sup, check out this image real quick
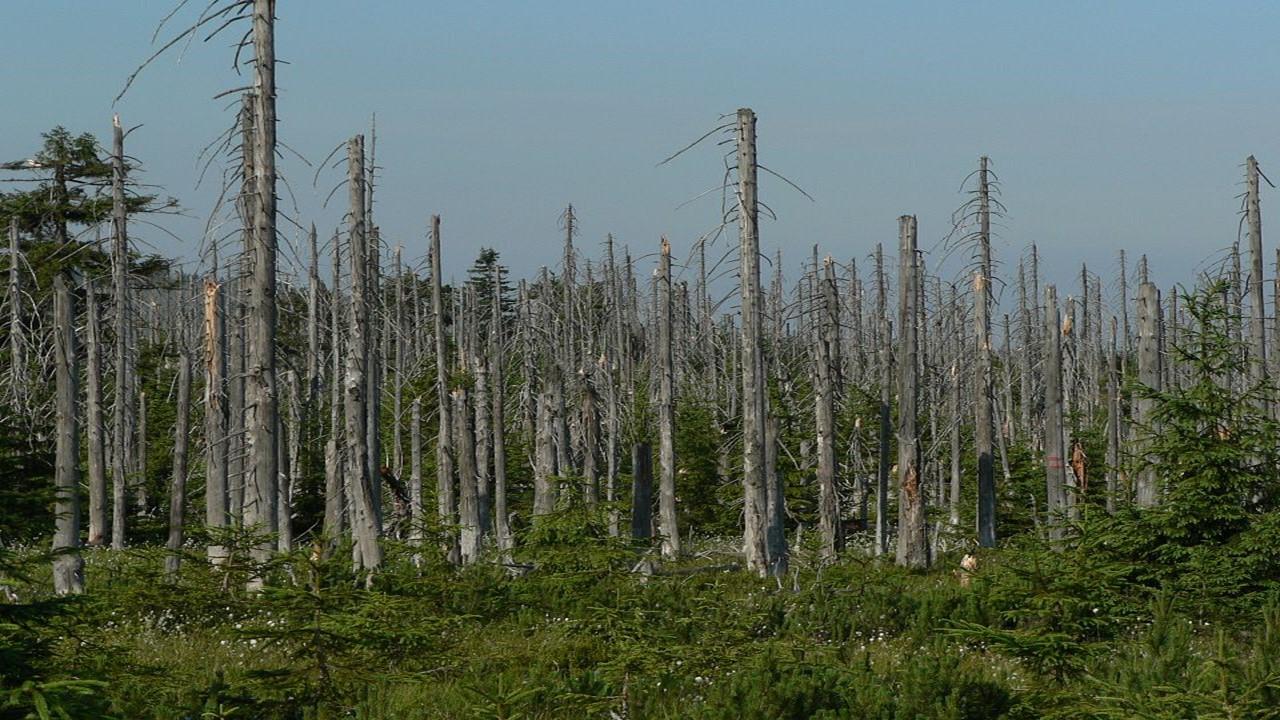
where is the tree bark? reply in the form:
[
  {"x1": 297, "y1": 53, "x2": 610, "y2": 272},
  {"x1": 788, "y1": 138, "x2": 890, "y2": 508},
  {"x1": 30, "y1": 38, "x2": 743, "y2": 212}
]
[
  {"x1": 1134, "y1": 282, "x2": 1161, "y2": 507},
  {"x1": 110, "y1": 116, "x2": 132, "y2": 550},
  {"x1": 431, "y1": 214, "x2": 457, "y2": 560},
  {"x1": 203, "y1": 278, "x2": 229, "y2": 562},
  {"x1": 656, "y1": 237, "x2": 680, "y2": 559},
  {"x1": 974, "y1": 158, "x2": 997, "y2": 548},
  {"x1": 52, "y1": 274, "x2": 84, "y2": 595},
  {"x1": 895, "y1": 216, "x2": 927, "y2": 569},
  {"x1": 85, "y1": 278, "x2": 107, "y2": 546},
  {"x1": 815, "y1": 255, "x2": 841, "y2": 559},
  {"x1": 1043, "y1": 285, "x2": 1067, "y2": 540},
  {"x1": 165, "y1": 348, "x2": 192, "y2": 579}
]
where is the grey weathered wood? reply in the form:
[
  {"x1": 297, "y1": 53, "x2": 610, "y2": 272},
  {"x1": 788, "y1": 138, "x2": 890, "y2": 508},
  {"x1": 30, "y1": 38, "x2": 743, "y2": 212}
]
[
  {"x1": 895, "y1": 216, "x2": 927, "y2": 569},
  {"x1": 815, "y1": 254, "x2": 841, "y2": 559},
  {"x1": 533, "y1": 389, "x2": 557, "y2": 517},
  {"x1": 1043, "y1": 285, "x2": 1067, "y2": 539},
  {"x1": 455, "y1": 384, "x2": 480, "y2": 563},
  {"x1": 656, "y1": 237, "x2": 680, "y2": 559},
  {"x1": 974, "y1": 157, "x2": 996, "y2": 548},
  {"x1": 306, "y1": 224, "x2": 320, "y2": 400},
  {"x1": 409, "y1": 397, "x2": 422, "y2": 543},
  {"x1": 430, "y1": 215, "x2": 457, "y2": 559},
  {"x1": 6, "y1": 218, "x2": 23, "y2": 409},
  {"x1": 490, "y1": 264, "x2": 512, "y2": 553},
  {"x1": 1134, "y1": 282, "x2": 1161, "y2": 507},
  {"x1": 110, "y1": 116, "x2": 132, "y2": 550},
  {"x1": 203, "y1": 278, "x2": 229, "y2": 562},
  {"x1": 85, "y1": 278, "x2": 107, "y2": 546},
  {"x1": 165, "y1": 346, "x2": 192, "y2": 579},
  {"x1": 736, "y1": 108, "x2": 772, "y2": 576},
  {"x1": 323, "y1": 230, "x2": 345, "y2": 547},
  {"x1": 344, "y1": 136, "x2": 383, "y2": 573},
  {"x1": 875, "y1": 245, "x2": 891, "y2": 556},
  {"x1": 243, "y1": 0, "x2": 281, "y2": 580},
  {"x1": 1247, "y1": 156, "x2": 1267, "y2": 387},
  {"x1": 1105, "y1": 317, "x2": 1120, "y2": 513},
  {"x1": 52, "y1": 274, "x2": 84, "y2": 594}
]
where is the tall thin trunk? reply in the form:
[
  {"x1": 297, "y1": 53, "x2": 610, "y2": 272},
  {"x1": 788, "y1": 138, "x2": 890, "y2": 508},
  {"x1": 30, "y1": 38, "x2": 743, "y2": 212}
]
[
  {"x1": 244, "y1": 0, "x2": 280, "y2": 578},
  {"x1": 431, "y1": 215, "x2": 457, "y2": 559},
  {"x1": 490, "y1": 265, "x2": 511, "y2": 553},
  {"x1": 815, "y1": 255, "x2": 841, "y2": 559},
  {"x1": 85, "y1": 278, "x2": 107, "y2": 546},
  {"x1": 306, "y1": 224, "x2": 321, "y2": 400},
  {"x1": 344, "y1": 136, "x2": 382, "y2": 573},
  {"x1": 110, "y1": 116, "x2": 131, "y2": 550},
  {"x1": 7, "y1": 219, "x2": 23, "y2": 409},
  {"x1": 1134, "y1": 282, "x2": 1162, "y2": 507},
  {"x1": 974, "y1": 157, "x2": 996, "y2": 548},
  {"x1": 203, "y1": 278, "x2": 229, "y2": 561},
  {"x1": 165, "y1": 348, "x2": 192, "y2": 579},
  {"x1": 1105, "y1": 317, "x2": 1120, "y2": 514},
  {"x1": 656, "y1": 237, "x2": 680, "y2": 558},
  {"x1": 1043, "y1": 286, "x2": 1067, "y2": 542},
  {"x1": 323, "y1": 231, "x2": 345, "y2": 547},
  {"x1": 1247, "y1": 156, "x2": 1267, "y2": 387},
  {"x1": 737, "y1": 108, "x2": 771, "y2": 576},
  {"x1": 533, "y1": 390, "x2": 557, "y2": 517},
  {"x1": 52, "y1": 274, "x2": 84, "y2": 595},
  {"x1": 895, "y1": 216, "x2": 927, "y2": 569}
]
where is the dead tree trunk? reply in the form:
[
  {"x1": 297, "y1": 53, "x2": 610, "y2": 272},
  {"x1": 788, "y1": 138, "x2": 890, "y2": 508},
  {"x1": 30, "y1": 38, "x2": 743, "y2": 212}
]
[
  {"x1": 203, "y1": 278, "x2": 229, "y2": 562},
  {"x1": 737, "y1": 108, "x2": 772, "y2": 576},
  {"x1": 431, "y1": 214, "x2": 457, "y2": 559},
  {"x1": 656, "y1": 237, "x2": 680, "y2": 559},
  {"x1": 1247, "y1": 156, "x2": 1267, "y2": 388},
  {"x1": 815, "y1": 255, "x2": 841, "y2": 559},
  {"x1": 52, "y1": 274, "x2": 84, "y2": 595},
  {"x1": 1134, "y1": 282, "x2": 1162, "y2": 507},
  {"x1": 85, "y1": 278, "x2": 107, "y2": 546},
  {"x1": 1043, "y1": 285, "x2": 1067, "y2": 540},
  {"x1": 490, "y1": 264, "x2": 512, "y2": 553},
  {"x1": 244, "y1": 0, "x2": 280, "y2": 576},
  {"x1": 534, "y1": 389, "x2": 557, "y2": 517},
  {"x1": 895, "y1": 216, "x2": 927, "y2": 569},
  {"x1": 874, "y1": 243, "x2": 892, "y2": 556},
  {"x1": 323, "y1": 232, "x2": 345, "y2": 547},
  {"x1": 974, "y1": 157, "x2": 997, "y2": 548},
  {"x1": 344, "y1": 136, "x2": 383, "y2": 573},
  {"x1": 1105, "y1": 317, "x2": 1120, "y2": 514},
  {"x1": 110, "y1": 116, "x2": 132, "y2": 550},
  {"x1": 165, "y1": 347, "x2": 192, "y2": 579},
  {"x1": 6, "y1": 218, "x2": 22, "y2": 408}
]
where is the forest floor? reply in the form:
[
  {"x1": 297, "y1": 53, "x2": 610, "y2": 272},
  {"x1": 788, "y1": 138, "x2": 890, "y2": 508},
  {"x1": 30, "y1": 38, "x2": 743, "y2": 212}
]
[{"x1": 5, "y1": 508, "x2": 1279, "y2": 720}]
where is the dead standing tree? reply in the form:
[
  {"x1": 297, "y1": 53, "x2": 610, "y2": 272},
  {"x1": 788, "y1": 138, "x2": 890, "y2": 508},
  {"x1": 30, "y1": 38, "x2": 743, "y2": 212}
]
[
  {"x1": 896, "y1": 216, "x2": 927, "y2": 569},
  {"x1": 52, "y1": 274, "x2": 84, "y2": 595}
]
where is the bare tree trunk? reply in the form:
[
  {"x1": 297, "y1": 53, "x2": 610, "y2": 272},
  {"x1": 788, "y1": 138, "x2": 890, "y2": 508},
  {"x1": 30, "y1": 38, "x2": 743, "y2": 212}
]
[
  {"x1": 323, "y1": 232, "x2": 345, "y2": 547},
  {"x1": 430, "y1": 215, "x2": 457, "y2": 560},
  {"x1": 165, "y1": 348, "x2": 192, "y2": 580},
  {"x1": 409, "y1": 397, "x2": 422, "y2": 545},
  {"x1": 489, "y1": 264, "x2": 512, "y2": 553},
  {"x1": 244, "y1": 0, "x2": 280, "y2": 580},
  {"x1": 1247, "y1": 156, "x2": 1267, "y2": 387},
  {"x1": 1134, "y1": 282, "x2": 1162, "y2": 507},
  {"x1": 307, "y1": 224, "x2": 320, "y2": 400},
  {"x1": 344, "y1": 136, "x2": 383, "y2": 574},
  {"x1": 974, "y1": 158, "x2": 996, "y2": 548},
  {"x1": 656, "y1": 237, "x2": 680, "y2": 559},
  {"x1": 737, "y1": 108, "x2": 771, "y2": 576},
  {"x1": 278, "y1": 370, "x2": 299, "y2": 552},
  {"x1": 1105, "y1": 317, "x2": 1120, "y2": 514},
  {"x1": 136, "y1": 393, "x2": 148, "y2": 512},
  {"x1": 203, "y1": 278, "x2": 229, "y2": 562},
  {"x1": 52, "y1": 274, "x2": 84, "y2": 595},
  {"x1": 815, "y1": 254, "x2": 841, "y2": 559},
  {"x1": 85, "y1": 278, "x2": 107, "y2": 546},
  {"x1": 1043, "y1": 285, "x2": 1067, "y2": 541},
  {"x1": 534, "y1": 389, "x2": 557, "y2": 517},
  {"x1": 895, "y1": 216, "x2": 927, "y2": 569},
  {"x1": 6, "y1": 218, "x2": 22, "y2": 409},
  {"x1": 110, "y1": 116, "x2": 132, "y2": 550},
  {"x1": 455, "y1": 384, "x2": 480, "y2": 563}
]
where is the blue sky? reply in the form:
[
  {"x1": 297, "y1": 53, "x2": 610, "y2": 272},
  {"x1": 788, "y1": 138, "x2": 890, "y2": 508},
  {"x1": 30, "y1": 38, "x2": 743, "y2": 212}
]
[{"x1": 6, "y1": 1, "x2": 1280, "y2": 308}]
